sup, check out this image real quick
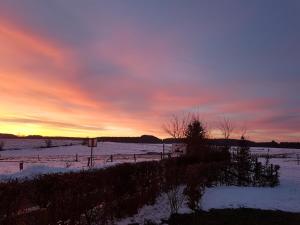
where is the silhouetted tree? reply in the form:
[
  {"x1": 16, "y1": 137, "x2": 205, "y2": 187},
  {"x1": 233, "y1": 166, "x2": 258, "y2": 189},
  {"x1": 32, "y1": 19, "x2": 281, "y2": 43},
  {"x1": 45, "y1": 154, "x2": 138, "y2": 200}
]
[
  {"x1": 219, "y1": 117, "x2": 234, "y2": 139},
  {"x1": 163, "y1": 114, "x2": 191, "y2": 140},
  {"x1": 236, "y1": 136, "x2": 252, "y2": 185},
  {"x1": 185, "y1": 119, "x2": 207, "y2": 155}
]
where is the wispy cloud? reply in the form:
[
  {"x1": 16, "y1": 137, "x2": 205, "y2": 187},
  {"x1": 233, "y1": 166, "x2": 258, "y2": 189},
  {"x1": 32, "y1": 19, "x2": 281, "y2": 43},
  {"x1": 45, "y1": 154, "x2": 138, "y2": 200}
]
[{"x1": 0, "y1": 116, "x2": 105, "y2": 132}]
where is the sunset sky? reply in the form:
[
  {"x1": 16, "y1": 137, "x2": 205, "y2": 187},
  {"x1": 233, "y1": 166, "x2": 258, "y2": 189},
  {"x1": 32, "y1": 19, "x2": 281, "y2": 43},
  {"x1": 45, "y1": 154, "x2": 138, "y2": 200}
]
[{"x1": 0, "y1": 0, "x2": 299, "y2": 141}]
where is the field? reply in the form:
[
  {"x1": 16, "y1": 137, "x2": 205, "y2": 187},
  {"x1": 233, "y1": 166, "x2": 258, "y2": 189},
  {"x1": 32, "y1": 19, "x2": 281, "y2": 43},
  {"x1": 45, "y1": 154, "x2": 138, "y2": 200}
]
[
  {"x1": 0, "y1": 139, "x2": 172, "y2": 180},
  {"x1": 0, "y1": 139, "x2": 300, "y2": 224}
]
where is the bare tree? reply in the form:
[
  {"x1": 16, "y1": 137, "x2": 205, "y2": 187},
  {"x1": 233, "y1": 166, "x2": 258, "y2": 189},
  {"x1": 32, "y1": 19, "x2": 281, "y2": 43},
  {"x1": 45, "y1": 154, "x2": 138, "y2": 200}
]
[
  {"x1": 239, "y1": 123, "x2": 248, "y2": 139},
  {"x1": 219, "y1": 117, "x2": 234, "y2": 140},
  {"x1": 166, "y1": 185, "x2": 185, "y2": 215},
  {"x1": 163, "y1": 114, "x2": 191, "y2": 139}
]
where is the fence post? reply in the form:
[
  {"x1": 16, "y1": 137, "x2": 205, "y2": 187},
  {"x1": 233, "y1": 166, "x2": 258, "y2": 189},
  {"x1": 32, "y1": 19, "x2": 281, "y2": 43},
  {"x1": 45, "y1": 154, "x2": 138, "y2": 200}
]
[
  {"x1": 19, "y1": 161, "x2": 24, "y2": 171},
  {"x1": 75, "y1": 154, "x2": 78, "y2": 162},
  {"x1": 162, "y1": 142, "x2": 165, "y2": 159},
  {"x1": 90, "y1": 146, "x2": 93, "y2": 167},
  {"x1": 110, "y1": 155, "x2": 113, "y2": 162},
  {"x1": 87, "y1": 157, "x2": 90, "y2": 167},
  {"x1": 270, "y1": 164, "x2": 273, "y2": 175}
]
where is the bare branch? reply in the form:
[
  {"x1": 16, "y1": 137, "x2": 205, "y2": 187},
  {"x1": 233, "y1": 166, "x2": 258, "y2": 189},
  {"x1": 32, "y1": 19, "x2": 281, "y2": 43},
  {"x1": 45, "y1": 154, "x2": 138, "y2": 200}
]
[
  {"x1": 239, "y1": 123, "x2": 248, "y2": 139},
  {"x1": 219, "y1": 117, "x2": 234, "y2": 140},
  {"x1": 163, "y1": 114, "x2": 190, "y2": 139}
]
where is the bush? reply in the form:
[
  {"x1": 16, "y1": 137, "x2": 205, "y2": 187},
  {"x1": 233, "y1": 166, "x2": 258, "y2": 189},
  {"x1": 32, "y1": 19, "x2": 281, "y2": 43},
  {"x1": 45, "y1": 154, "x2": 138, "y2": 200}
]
[
  {"x1": 183, "y1": 165, "x2": 206, "y2": 211},
  {"x1": 82, "y1": 138, "x2": 88, "y2": 145},
  {"x1": 228, "y1": 136, "x2": 280, "y2": 187},
  {"x1": 44, "y1": 139, "x2": 52, "y2": 148}
]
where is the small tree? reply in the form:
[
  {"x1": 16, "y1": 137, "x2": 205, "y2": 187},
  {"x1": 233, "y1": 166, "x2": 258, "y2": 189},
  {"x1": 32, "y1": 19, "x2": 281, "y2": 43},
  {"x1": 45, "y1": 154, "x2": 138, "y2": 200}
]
[
  {"x1": 185, "y1": 118, "x2": 207, "y2": 155},
  {"x1": 163, "y1": 163, "x2": 186, "y2": 215},
  {"x1": 219, "y1": 117, "x2": 234, "y2": 140},
  {"x1": 184, "y1": 165, "x2": 206, "y2": 212},
  {"x1": 163, "y1": 114, "x2": 191, "y2": 140},
  {"x1": 184, "y1": 183, "x2": 205, "y2": 212},
  {"x1": 236, "y1": 136, "x2": 252, "y2": 185},
  {"x1": 219, "y1": 117, "x2": 235, "y2": 152}
]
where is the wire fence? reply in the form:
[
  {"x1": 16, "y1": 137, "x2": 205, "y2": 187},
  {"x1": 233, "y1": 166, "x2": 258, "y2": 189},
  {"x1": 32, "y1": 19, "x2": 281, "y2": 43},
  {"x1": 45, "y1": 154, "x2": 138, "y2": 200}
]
[{"x1": 0, "y1": 151, "x2": 173, "y2": 173}]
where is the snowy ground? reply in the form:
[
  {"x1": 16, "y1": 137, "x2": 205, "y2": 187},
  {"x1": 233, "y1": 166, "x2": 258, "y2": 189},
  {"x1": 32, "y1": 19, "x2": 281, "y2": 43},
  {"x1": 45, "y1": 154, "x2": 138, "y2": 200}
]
[
  {"x1": 0, "y1": 138, "x2": 82, "y2": 150},
  {"x1": 201, "y1": 157, "x2": 300, "y2": 212},
  {"x1": 1, "y1": 141, "x2": 300, "y2": 223},
  {"x1": 0, "y1": 140, "x2": 171, "y2": 180},
  {"x1": 117, "y1": 147, "x2": 300, "y2": 224}
]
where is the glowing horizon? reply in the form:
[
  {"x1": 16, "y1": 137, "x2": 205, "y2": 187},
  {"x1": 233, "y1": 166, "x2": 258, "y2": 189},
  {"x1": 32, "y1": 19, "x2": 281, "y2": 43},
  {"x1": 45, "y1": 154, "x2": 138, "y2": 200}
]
[{"x1": 0, "y1": 1, "x2": 299, "y2": 142}]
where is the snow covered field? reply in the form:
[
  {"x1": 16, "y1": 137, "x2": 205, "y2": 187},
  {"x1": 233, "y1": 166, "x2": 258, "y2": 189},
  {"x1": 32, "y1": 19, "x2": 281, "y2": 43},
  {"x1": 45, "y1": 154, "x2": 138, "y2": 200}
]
[
  {"x1": 0, "y1": 140, "x2": 171, "y2": 180},
  {"x1": 0, "y1": 138, "x2": 82, "y2": 150}
]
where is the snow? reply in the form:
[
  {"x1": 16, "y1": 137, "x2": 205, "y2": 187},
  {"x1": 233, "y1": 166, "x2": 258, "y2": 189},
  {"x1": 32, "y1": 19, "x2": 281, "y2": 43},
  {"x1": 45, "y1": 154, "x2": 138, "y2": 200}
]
[
  {"x1": 202, "y1": 156, "x2": 300, "y2": 212},
  {"x1": 0, "y1": 140, "x2": 171, "y2": 180},
  {"x1": 0, "y1": 165, "x2": 71, "y2": 180},
  {"x1": 0, "y1": 138, "x2": 82, "y2": 150},
  {"x1": 0, "y1": 163, "x2": 120, "y2": 181},
  {"x1": 0, "y1": 141, "x2": 169, "y2": 157}
]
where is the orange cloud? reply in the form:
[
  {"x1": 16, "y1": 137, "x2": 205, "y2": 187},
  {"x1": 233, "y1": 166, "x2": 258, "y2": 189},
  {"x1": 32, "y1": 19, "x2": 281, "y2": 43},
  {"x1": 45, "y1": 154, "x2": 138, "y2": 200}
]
[{"x1": 0, "y1": 16, "x2": 298, "y2": 141}]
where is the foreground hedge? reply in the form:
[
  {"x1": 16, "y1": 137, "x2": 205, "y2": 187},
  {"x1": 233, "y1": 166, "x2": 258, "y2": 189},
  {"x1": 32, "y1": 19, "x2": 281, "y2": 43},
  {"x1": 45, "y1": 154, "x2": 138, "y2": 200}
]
[{"x1": 0, "y1": 153, "x2": 228, "y2": 225}]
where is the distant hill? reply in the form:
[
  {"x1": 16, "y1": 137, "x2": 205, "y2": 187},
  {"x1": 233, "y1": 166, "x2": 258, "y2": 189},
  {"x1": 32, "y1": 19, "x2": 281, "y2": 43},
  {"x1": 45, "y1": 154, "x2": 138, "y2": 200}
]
[
  {"x1": 0, "y1": 133, "x2": 82, "y2": 140},
  {"x1": 0, "y1": 133, "x2": 18, "y2": 138},
  {"x1": 1, "y1": 133, "x2": 299, "y2": 149},
  {"x1": 98, "y1": 135, "x2": 162, "y2": 143}
]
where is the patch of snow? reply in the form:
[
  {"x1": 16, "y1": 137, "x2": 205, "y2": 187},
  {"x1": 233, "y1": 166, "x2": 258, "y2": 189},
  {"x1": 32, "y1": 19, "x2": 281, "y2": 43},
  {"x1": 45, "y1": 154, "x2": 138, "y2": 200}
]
[
  {"x1": 0, "y1": 165, "x2": 72, "y2": 181},
  {"x1": 0, "y1": 138, "x2": 82, "y2": 150},
  {"x1": 117, "y1": 187, "x2": 191, "y2": 225}
]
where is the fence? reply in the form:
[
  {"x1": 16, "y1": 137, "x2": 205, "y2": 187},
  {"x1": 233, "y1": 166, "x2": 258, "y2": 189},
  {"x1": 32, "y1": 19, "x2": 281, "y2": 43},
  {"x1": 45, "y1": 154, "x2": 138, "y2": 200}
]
[{"x1": 0, "y1": 152, "x2": 173, "y2": 173}]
